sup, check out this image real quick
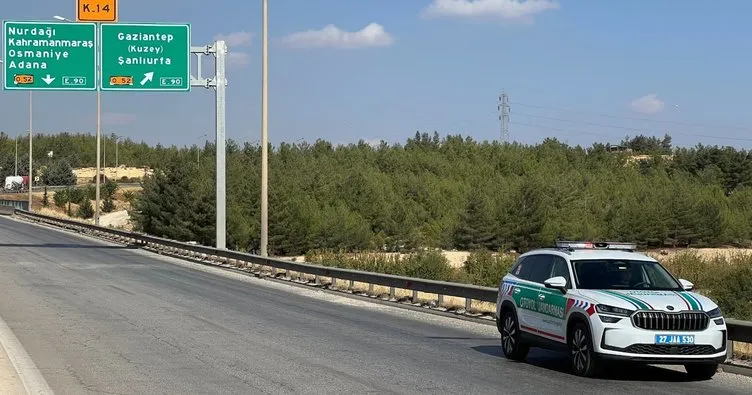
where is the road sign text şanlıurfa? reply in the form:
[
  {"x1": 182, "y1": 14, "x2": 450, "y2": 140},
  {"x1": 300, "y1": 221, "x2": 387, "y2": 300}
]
[
  {"x1": 2, "y1": 21, "x2": 97, "y2": 91},
  {"x1": 99, "y1": 23, "x2": 190, "y2": 91}
]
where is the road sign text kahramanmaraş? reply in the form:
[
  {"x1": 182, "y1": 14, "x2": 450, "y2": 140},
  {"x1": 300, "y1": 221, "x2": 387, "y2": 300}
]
[
  {"x1": 2, "y1": 21, "x2": 97, "y2": 90},
  {"x1": 99, "y1": 23, "x2": 190, "y2": 91}
]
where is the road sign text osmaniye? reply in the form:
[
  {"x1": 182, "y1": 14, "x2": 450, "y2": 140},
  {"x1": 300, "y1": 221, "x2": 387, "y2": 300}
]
[
  {"x1": 2, "y1": 21, "x2": 97, "y2": 91},
  {"x1": 99, "y1": 23, "x2": 190, "y2": 92}
]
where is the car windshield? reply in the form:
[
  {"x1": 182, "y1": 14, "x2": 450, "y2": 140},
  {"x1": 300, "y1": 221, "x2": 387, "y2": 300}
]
[{"x1": 571, "y1": 259, "x2": 682, "y2": 291}]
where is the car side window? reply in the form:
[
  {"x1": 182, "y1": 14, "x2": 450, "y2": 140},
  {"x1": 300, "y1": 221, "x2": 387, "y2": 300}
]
[
  {"x1": 509, "y1": 257, "x2": 532, "y2": 279},
  {"x1": 550, "y1": 256, "x2": 571, "y2": 288},
  {"x1": 526, "y1": 254, "x2": 554, "y2": 284}
]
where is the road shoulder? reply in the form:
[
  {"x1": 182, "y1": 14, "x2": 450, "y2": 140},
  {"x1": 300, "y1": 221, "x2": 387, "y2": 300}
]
[
  {"x1": 0, "y1": 314, "x2": 53, "y2": 395},
  {"x1": 0, "y1": 338, "x2": 25, "y2": 395}
]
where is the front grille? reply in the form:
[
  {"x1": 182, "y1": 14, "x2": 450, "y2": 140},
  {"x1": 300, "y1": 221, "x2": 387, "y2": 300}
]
[
  {"x1": 631, "y1": 311, "x2": 709, "y2": 331},
  {"x1": 624, "y1": 344, "x2": 717, "y2": 355}
]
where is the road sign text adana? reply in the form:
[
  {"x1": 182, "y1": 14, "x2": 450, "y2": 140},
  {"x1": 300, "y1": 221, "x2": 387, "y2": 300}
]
[{"x1": 2, "y1": 21, "x2": 97, "y2": 91}]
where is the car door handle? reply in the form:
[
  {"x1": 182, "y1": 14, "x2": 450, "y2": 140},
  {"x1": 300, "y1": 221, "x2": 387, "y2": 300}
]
[
  {"x1": 538, "y1": 294, "x2": 546, "y2": 300},
  {"x1": 514, "y1": 288, "x2": 521, "y2": 294}
]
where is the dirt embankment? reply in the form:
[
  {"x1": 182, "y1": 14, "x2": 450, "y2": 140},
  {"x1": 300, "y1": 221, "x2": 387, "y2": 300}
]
[
  {"x1": 0, "y1": 185, "x2": 141, "y2": 230},
  {"x1": 72, "y1": 166, "x2": 152, "y2": 184}
]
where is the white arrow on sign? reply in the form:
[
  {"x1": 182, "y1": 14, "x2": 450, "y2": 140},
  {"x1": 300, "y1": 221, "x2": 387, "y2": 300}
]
[
  {"x1": 140, "y1": 72, "x2": 154, "y2": 86},
  {"x1": 42, "y1": 74, "x2": 55, "y2": 85}
]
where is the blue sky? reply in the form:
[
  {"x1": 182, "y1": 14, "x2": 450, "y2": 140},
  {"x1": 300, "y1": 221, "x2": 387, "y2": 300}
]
[{"x1": 3, "y1": 0, "x2": 752, "y2": 150}]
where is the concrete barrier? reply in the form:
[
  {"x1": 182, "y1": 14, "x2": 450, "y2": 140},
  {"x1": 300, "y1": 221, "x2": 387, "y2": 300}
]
[{"x1": 0, "y1": 206, "x2": 15, "y2": 216}]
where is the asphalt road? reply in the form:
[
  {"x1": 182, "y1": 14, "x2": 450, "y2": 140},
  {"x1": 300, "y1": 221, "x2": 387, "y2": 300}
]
[{"x1": 0, "y1": 217, "x2": 750, "y2": 394}]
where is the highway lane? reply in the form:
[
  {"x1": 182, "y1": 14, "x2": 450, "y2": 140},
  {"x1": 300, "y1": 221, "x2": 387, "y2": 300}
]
[{"x1": 0, "y1": 217, "x2": 750, "y2": 394}]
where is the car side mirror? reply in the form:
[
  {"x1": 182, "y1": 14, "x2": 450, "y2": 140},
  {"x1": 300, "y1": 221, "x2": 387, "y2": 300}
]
[
  {"x1": 544, "y1": 276, "x2": 568, "y2": 293},
  {"x1": 678, "y1": 279, "x2": 694, "y2": 291}
]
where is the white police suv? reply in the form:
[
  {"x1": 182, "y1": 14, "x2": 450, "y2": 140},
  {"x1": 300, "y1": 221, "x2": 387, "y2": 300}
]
[{"x1": 496, "y1": 241, "x2": 727, "y2": 379}]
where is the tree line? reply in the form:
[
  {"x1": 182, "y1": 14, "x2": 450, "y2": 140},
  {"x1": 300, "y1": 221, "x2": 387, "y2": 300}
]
[
  {"x1": 118, "y1": 131, "x2": 752, "y2": 255},
  {"x1": 0, "y1": 131, "x2": 203, "y2": 181}
]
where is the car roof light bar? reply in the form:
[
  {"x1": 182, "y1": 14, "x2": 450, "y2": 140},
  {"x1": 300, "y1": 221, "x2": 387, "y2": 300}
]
[{"x1": 555, "y1": 241, "x2": 637, "y2": 251}]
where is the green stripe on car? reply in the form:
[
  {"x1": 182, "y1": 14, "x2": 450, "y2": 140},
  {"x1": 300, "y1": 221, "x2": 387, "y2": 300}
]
[
  {"x1": 680, "y1": 292, "x2": 702, "y2": 310},
  {"x1": 599, "y1": 290, "x2": 650, "y2": 310}
]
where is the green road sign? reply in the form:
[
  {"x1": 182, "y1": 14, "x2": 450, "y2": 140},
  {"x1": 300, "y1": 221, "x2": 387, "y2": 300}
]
[
  {"x1": 2, "y1": 20, "x2": 97, "y2": 91},
  {"x1": 99, "y1": 23, "x2": 190, "y2": 92}
]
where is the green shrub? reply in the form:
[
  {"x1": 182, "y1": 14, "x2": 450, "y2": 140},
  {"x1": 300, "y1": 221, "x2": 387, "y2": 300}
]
[
  {"x1": 660, "y1": 251, "x2": 752, "y2": 320},
  {"x1": 660, "y1": 251, "x2": 714, "y2": 290},
  {"x1": 401, "y1": 250, "x2": 455, "y2": 281},
  {"x1": 305, "y1": 249, "x2": 456, "y2": 282},
  {"x1": 42, "y1": 187, "x2": 49, "y2": 207},
  {"x1": 77, "y1": 197, "x2": 94, "y2": 219},
  {"x1": 85, "y1": 185, "x2": 96, "y2": 200},
  {"x1": 68, "y1": 188, "x2": 86, "y2": 205},
  {"x1": 462, "y1": 249, "x2": 516, "y2": 287},
  {"x1": 123, "y1": 190, "x2": 136, "y2": 203},
  {"x1": 102, "y1": 196, "x2": 116, "y2": 213},
  {"x1": 103, "y1": 180, "x2": 118, "y2": 198},
  {"x1": 53, "y1": 189, "x2": 68, "y2": 208}
]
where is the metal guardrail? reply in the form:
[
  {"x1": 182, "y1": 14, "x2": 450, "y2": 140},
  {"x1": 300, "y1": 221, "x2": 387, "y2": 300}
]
[
  {"x1": 0, "y1": 183, "x2": 142, "y2": 195},
  {"x1": 0, "y1": 199, "x2": 29, "y2": 211},
  {"x1": 11, "y1": 209, "x2": 497, "y2": 313},
  {"x1": 9, "y1": 208, "x2": 752, "y2": 356}
]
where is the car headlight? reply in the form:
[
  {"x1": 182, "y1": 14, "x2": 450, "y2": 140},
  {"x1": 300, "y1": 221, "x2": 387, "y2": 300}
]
[
  {"x1": 596, "y1": 304, "x2": 634, "y2": 317},
  {"x1": 707, "y1": 307, "x2": 723, "y2": 318}
]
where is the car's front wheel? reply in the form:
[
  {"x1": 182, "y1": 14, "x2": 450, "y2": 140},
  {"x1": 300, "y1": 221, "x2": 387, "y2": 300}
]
[
  {"x1": 500, "y1": 309, "x2": 529, "y2": 361},
  {"x1": 569, "y1": 322, "x2": 602, "y2": 377},
  {"x1": 684, "y1": 363, "x2": 718, "y2": 380}
]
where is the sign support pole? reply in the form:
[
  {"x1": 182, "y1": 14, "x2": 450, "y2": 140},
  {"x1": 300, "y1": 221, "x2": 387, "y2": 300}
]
[
  {"x1": 260, "y1": 0, "x2": 268, "y2": 257},
  {"x1": 191, "y1": 42, "x2": 227, "y2": 250},
  {"x1": 28, "y1": 91, "x2": 32, "y2": 212},
  {"x1": 95, "y1": 85, "x2": 101, "y2": 224},
  {"x1": 95, "y1": 21, "x2": 101, "y2": 225}
]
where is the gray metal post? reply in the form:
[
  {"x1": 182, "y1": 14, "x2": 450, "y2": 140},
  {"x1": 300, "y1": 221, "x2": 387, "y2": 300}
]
[
  {"x1": 28, "y1": 91, "x2": 32, "y2": 211},
  {"x1": 260, "y1": 0, "x2": 269, "y2": 256},
  {"x1": 94, "y1": 21, "x2": 102, "y2": 226},
  {"x1": 190, "y1": 42, "x2": 227, "y2": 250},
  {"x1": 95, "y1": 88, "x2": 101, "y2": 225},
  {"x1": 215, "y1": 40, "x2": 227, "y2": 250}
]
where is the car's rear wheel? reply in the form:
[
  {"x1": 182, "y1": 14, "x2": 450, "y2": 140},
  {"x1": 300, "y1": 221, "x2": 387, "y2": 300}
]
[
  {"x1": 569, "y1": 322, "x2": 602, "y2": 377},
  {"x1": 684, "y1": 363, "x2": 718, "y2": 380},
  {"x1": 500, "y1": 310, "x2": 529, "y2": 361}
]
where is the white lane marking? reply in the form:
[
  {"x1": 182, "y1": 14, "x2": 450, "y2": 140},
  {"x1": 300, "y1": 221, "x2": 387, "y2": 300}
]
[{"x1": 0, "y1": 314, "x2": 54, "y2": 395}]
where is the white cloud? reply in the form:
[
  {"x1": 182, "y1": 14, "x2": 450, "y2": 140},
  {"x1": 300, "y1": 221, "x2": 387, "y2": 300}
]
[
  {"x1": 101, "y1": 112, "x2": 137, "y2": 126},
  {"x1": 282, "y1": 23, "x2": 394, "y2": 49},
  {"x1": 630, "y1": 94, "x2": 665, "y2": 115},
  {"x1": 420, "y1": 0, "x2": 560, "y2": 21},
  {"x1": 214, "y1": 31, "x2": 253, "y2": 47},
  {"x1": 227, "y1": 52, "x2": 251, "y2": 68}
]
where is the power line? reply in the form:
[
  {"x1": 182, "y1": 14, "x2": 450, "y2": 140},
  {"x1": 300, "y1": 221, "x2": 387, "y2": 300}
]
[
  {"x1": 509, "y1": 122, "x2": 611, "y2": 138},
  {"x1": 510, "y1": 101, "x2": 752, "y2": 132},
  {"x1": 512, "y1": 112, "x2": 752, "y2": 143},
  {"x1": 510, "y1": 120, "x2": 752, "y2": 143}
]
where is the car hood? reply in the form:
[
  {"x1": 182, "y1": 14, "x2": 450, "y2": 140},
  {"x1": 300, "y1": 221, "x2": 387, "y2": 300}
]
[{"x1": 577, "y1": 289, "x2": 717, "y2": 313}]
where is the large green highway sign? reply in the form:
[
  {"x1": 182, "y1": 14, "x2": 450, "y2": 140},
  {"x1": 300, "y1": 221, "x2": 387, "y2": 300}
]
[
  {"x1": 99, "y1": 23, "x2": 191, "y2": 91},
  {"x1": 2, "y1": 20, "x2": 97, "y2": 91}
]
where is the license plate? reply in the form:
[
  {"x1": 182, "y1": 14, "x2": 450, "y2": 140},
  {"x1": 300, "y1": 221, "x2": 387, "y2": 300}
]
[{"x1": 655, "y1": 334, "x2": 695, "y2": 345}]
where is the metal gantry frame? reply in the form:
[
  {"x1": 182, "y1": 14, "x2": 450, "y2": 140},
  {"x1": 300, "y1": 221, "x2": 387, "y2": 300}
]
[{"x1": 191, "y1": 41, "x2": 228, "y2": 250}]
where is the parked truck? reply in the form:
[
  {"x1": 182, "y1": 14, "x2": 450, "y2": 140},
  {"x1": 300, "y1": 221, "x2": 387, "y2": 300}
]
[{"x1": 3, "y1": 175, "x2": 29, "y2": 192}]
